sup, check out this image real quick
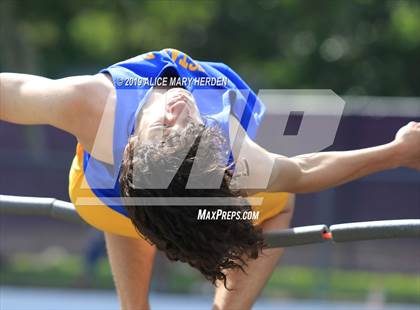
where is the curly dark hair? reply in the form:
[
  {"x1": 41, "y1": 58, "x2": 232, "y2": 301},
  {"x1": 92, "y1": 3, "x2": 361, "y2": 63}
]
[{"x1": 119, "y1": 122, "x2": 266, "y2": 288}]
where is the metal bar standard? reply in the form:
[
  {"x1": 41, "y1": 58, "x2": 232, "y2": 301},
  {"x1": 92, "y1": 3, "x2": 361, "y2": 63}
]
[
  {"x1": 264, "y1": 225, "x2": 329, "y2": 247},
  {"x1": 0, "y1": 195, "x2": 81, "y2": 223},
  {"x1": 330, "y1": 219, "x2": 420, "y2": 242},
  {"x1": 1, "y1": 195, "x2": 419, "y2": 247}
]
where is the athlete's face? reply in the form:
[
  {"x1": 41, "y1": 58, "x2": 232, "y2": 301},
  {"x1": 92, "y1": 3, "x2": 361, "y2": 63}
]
[{"x1": 136, "y1": 88, "x2": 203, "y2": 143}]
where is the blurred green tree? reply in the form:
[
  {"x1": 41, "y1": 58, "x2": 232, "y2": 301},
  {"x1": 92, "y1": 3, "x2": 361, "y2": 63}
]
[{"x1": 1, "y1": 0, "x2": 419, "y2": 96}]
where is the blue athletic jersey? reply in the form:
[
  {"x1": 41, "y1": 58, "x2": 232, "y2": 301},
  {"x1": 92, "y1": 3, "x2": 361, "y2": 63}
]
[{"x1": 81, "y1": 48, "x2": 266, "y2": 217}]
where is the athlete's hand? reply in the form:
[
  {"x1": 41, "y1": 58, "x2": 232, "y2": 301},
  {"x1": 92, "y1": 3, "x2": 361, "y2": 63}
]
[{"x1": 393, "y1": 121, "x2": 420, "y2": 170}]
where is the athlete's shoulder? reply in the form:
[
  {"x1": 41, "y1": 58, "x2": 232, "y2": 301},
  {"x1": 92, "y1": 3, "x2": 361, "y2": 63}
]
[
  {"x1": 69, "y1": 73, "x2": 115, "y2": 119},
  {"x1": 69, "y1": 73, "x2": 116, "y2": 155}
]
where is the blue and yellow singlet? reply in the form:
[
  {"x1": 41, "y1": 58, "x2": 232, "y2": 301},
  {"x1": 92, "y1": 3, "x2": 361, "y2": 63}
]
[{"x1": 69, "y1": 49, "x2": 289, "y2": 238}]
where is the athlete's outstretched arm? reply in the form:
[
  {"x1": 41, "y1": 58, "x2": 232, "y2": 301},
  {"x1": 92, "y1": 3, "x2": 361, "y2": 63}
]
[
  {"x1": 1, "y1": 73, "x2": 86, "y2": 131},
  {"x1": 238, "y1": 121, "x2": 420, "y2": 194},
  {"x1": 0, "y1": 72, "x2": 114, "y2": 152},
  {"x1": 270, "y1": 121, "x2": 420, "y2": 193}
]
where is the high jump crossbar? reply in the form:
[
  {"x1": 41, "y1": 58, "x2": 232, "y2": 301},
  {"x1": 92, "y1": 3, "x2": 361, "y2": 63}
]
[{"x1": 1, "y1": 195, "x2": 419, "y2": 248}]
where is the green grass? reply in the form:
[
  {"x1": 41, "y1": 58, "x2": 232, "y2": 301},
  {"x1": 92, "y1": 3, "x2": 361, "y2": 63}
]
[
  {"x1": 1, "y1": 254, "x2": 418, "y2": 304},
  {"x1": 264, "y1": 266, "x2": 420, "y2": 304},
  {"x1": 0, "y1": 254, "x2": 114, "y2": 289}
]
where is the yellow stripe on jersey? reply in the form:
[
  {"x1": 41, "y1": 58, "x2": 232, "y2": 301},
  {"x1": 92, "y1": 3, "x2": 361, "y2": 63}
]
[
  {"x1": 69, "y1": 144, "x2": 142, "y2": 238},
  {"x1": 69, "y1": 144, "x2": 289, "y2": 239}
]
